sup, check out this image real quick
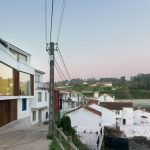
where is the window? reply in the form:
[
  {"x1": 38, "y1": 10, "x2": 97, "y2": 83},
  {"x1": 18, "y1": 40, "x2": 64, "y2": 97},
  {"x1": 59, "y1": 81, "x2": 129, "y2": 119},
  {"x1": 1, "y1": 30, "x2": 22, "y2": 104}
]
[
  {"x1": 123, "y1": 119, "x2": 126, "y2": 125},
  {"x1": 0, "y1": 62, "x2": 13, "y2": 95},
  {"x1": 38, "y1": 92, "x2": 42, "y2": 102},
  {"x1": 19, "y1": 72, "x2": 31, "y2": 95},
  {"x1": 10, "y1": 49, "x2": 27, "y2": 64},
  {"x1": 19, "y1": 54, "x2": 27, "y2": 64},
  {"x1": 45, "y1": 92, "x2": 47, "y2": 101},
  {"x1": 35, "y1": 74, "x2": 40, "y2": 83},
  {"x1": 32, "y1": 111, "x2": 36, "y2": 121},
  {"x1": 10, "y1": 49, "x2": 19, "y2": 61},
  {"x1": 45, "y1": 112, "x2": 48, "y2": 119},
  {"x1": 22, "y1": 98, "x2": 27, "y2": 111}
]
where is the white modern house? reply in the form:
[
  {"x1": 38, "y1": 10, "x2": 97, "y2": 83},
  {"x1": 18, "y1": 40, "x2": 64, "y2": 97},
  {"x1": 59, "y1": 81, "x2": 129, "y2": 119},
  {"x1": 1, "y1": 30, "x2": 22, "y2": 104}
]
[
  {"x1": 0, "y1": 38, "x2": 34, "y2": 129},
  {"x1": 30, "y1": 69, "x2": 49, "y2": 125}
]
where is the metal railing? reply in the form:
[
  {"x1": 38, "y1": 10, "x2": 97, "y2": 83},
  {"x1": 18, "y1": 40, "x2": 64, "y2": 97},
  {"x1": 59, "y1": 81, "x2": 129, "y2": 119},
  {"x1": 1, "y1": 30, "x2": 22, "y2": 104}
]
[{"x1": 54, "y1": 124, "x2": 79, "y2": 150}]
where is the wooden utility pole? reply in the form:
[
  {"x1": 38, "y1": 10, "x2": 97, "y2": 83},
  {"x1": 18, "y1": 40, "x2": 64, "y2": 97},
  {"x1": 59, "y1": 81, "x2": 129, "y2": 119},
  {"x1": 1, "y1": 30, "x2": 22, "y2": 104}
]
[{"x1": 47, "y1": 42, "x2": 55, "y2": 136}]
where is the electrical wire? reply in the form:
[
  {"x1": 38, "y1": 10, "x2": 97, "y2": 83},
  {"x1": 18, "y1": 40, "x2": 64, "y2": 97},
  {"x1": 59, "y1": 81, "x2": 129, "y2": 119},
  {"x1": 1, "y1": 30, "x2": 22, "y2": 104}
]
[
  {"x1": 50, "y1": 0, "x2": 55, "y2": 43},
  {"x1": 56, "y1": 46, "x2": 72, "y2": 81},
  {"x1": 45, "y1": 0, "x2": 47, "y2": 43},
  {"x1": 55, "y1": 63, "x2": 65, "y2": 82},
  {"x1": 56, "y1": 0, "x2": 67, "y2": 43},
  {"x1": 55, "y1": 60, "x2": 68, "y2": 81}
]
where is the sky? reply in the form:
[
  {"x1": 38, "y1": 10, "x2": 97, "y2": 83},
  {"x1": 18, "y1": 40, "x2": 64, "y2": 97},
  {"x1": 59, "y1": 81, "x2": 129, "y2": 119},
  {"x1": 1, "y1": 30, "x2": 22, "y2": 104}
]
[{"x1": 0, "y1": 0, "x2": 150, "y2": 81}]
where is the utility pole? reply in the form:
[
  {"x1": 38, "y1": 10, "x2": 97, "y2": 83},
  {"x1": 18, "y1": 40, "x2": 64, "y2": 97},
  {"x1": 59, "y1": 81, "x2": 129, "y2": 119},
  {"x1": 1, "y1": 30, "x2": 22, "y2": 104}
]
[{"x1": 47, "y1": 42, "x2": 55, "y2": 136}]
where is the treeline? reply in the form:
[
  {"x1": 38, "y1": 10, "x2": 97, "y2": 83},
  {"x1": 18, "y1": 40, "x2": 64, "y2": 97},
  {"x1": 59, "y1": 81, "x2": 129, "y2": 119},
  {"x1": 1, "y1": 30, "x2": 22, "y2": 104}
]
[
  {"x1": 55, "y1": 74, "x2": 150, "y2": 99},
  {"x1": 56, "y1": 74, "x2": 150, "y2": 90},
  {"x1": 129, "y1": 74, "x2": 150, "y2": 90}
]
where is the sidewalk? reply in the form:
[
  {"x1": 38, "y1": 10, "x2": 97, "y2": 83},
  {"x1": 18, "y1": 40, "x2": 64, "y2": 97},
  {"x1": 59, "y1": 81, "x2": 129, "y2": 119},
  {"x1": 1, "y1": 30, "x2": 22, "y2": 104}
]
[{"x1": 0, "y1": 125, "x2": 51, "y2": 150}]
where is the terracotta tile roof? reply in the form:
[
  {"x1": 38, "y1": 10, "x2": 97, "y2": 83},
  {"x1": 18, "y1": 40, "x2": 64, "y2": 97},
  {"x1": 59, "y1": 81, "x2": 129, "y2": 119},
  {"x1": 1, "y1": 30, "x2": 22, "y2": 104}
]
[
  {"x1": 86, "y1": 99, "x2": 98, "y2": 105},
  {"x1": 65, "y1": 107, "x2": 82, "y2": 115},
  {"x1": 141, "y1": 116, "x2": 148, "y2": 118},
  {"x1": 100, "y1": 102, "x2": 133, "y2": 110},
  {"x1": 84, "y1": 106, "x2": 102, "y2": 116},
  {"x1": 66, "y1": 106, "x2": 101, "y2": 116}
]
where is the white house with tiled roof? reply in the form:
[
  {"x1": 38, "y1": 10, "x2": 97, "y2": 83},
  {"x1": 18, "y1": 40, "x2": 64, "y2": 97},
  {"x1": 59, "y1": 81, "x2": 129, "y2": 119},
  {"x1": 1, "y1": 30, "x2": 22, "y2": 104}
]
[
  {"x1": 100, "y1": 102, "x2": 133, "y2": 126},
  {"x1": 66, "y1": 106, "x2": 103, "y2": 149},
  {"x1": 89, "y1": 104, "x2": 116, "y2": 127},
  {"x1": 96, "y1": 93, "x2": 115, "y2": 103}
]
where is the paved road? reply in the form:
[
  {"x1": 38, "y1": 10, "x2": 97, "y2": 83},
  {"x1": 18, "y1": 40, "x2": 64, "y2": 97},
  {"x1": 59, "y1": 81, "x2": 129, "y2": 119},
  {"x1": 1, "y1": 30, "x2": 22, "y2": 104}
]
[{"x1": 0, "y1": 125, "x2": 51, "y2": 150}]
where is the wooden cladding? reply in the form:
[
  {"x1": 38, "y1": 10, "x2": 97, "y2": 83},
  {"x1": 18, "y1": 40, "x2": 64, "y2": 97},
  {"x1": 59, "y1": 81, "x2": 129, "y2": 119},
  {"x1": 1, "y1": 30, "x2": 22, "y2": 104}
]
[
  {"x1": 13, "y1": 69, "x2": 19, "y2": 96},
  {"x1": 31, "y1": 75, "x2": 34, "y2": 96},
  {"x1": 0, "y1": 100, "x2": 17, "y2": 127}
]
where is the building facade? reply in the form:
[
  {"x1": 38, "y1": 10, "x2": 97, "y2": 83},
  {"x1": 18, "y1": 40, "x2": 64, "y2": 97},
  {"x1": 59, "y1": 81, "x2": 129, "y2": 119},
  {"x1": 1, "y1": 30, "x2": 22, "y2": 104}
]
[
  {"x1": 60, "y1": 90, "x2": 83, "y2": 117},
  {"x1": 0, "y1": 38, "x2": 34, "y2": 128},
  {"x1": 100, "y1": 102, "x2": 133, "y2": 126},
  {"x1": 30, "y1": 69, "x2": 49, "y2": 125}
]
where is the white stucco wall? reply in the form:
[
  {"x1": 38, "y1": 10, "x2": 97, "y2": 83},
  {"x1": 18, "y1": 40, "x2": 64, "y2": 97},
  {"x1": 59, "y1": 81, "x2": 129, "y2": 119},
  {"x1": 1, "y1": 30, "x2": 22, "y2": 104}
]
[
  {"x1": 67, "y1": 108, "x2": 101, "y2": 132},
  {"x1": 17, "y1": 98, "x2": 30, "y2": 120},
  {"x1": 122, "y1": 108, "x2": 133, "y2": 125},
  {"x1": 97, "y1": 94, "x2": 115, "y2": 103},
  {"x1": 89, "y1": 104, "x2": 116, "y2": 127},
  {"x1": 31, "y1": 90, "x2": 49, "y2": 109}
]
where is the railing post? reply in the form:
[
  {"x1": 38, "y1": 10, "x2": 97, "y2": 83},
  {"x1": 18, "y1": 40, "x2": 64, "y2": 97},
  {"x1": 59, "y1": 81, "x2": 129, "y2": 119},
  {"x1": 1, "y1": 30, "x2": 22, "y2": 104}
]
[
  {"x1": 58, "y1": 128, "x2": 63, "y2": 150},
  {"x1": 67, "y1": 136, "x2": 72, "y2": 150}
]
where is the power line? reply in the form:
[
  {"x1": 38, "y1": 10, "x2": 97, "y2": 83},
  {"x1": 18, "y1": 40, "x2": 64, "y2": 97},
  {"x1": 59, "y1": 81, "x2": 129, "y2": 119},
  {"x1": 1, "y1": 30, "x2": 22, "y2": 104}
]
[
  {"x1": 56, "y1": 0, "x2": 67, "y2": 43},
  {"x1": 45, "y1": 0, "x2": 47, "y2": 43},
  {"x1": 55, "y1": 59, "x2": 68, "y2": 81},
  {"x1": 55, "y1": 63, "x2": 65, "y2": 82},
  {"x1": 56, "y1": 46, "x2": 72, "y2": 81},
  {"x1": 50, "y1": 0, "x2": 55, "y2": 43}
]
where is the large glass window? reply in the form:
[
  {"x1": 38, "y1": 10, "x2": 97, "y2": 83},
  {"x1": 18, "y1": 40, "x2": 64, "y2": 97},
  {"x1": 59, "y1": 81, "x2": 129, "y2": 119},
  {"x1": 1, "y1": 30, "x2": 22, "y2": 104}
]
[
  {"x1": 19, "y1": 54, "x2": 27, "y2": 64},
  {"x1": 10, "y1": 49, "x2": 27, "y2": 64},
  {"x1": 0, "y1": 62, "x2": 13, "y2": 95},
  {"x1": 20, "y1": 72, "x2": 31, "y2": 95}
]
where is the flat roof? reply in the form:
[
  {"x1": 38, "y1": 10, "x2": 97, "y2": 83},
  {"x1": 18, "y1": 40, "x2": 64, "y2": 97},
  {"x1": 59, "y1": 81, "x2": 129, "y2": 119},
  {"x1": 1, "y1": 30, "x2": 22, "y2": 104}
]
[
  {"x1": 35, "y1": 69, "x2": 45, "y2": 74},
  {"x1": 0, "y1": 38, "x2": 31, "y2": 56}
]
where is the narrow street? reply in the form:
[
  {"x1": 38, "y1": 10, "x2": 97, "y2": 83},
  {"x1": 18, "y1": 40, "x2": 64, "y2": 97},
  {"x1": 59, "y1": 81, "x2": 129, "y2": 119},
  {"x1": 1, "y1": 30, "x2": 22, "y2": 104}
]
[{"x1": 0, "y1": 125, "x2": 50, "y2": 150}]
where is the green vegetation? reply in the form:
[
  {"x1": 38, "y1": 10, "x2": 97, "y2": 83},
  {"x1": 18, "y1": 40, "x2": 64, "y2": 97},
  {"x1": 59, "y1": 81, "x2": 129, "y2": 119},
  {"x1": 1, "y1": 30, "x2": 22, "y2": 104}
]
[
  {"x1": 56, "y1": 74, "x2": 150, "y2": 99},
  {"x1": 50, "y1": 116, "x2": 88, "y2": 150}
]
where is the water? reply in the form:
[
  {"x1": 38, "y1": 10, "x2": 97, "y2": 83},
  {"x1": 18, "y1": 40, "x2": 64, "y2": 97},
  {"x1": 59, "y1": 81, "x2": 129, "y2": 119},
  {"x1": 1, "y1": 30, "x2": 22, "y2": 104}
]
[{"x1": 116, "y1": 99, "x2": 150, "y2": 108}]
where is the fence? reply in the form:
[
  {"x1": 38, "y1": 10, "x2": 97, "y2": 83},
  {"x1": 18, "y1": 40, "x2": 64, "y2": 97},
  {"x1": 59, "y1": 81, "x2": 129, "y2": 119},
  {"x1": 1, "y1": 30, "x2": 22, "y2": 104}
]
[{"x1": 54, "y1": 124, "x2": 79, "y2": 150}]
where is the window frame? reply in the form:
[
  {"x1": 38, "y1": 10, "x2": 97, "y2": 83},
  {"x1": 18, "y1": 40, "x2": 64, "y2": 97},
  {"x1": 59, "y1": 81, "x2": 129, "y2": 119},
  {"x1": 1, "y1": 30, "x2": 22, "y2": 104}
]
[
  {"x1": 38, "y1": 92, "x2": 42, "y2": 102},
  {"x1": 22, "y1": 98, "x2": 27, "y2": 111}
]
